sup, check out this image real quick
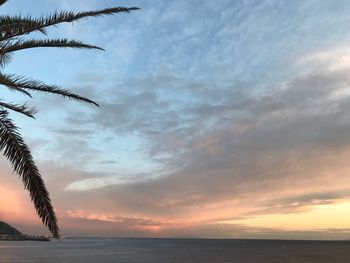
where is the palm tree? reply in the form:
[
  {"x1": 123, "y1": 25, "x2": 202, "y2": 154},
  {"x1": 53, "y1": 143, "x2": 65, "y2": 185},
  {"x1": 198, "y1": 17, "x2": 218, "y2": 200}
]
[{"x1": 0, "y1": 0, "x2": 139, "y2": 238}]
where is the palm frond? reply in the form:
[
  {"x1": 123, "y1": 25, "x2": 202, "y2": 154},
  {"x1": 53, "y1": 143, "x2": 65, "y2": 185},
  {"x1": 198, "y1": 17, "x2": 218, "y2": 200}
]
[
  {"x1": 0, "y1": 110, "x2": 59, "y2": 238},
  {"x1": 0, "y1": 74, "x2": 99, "y2": 106},
  {"x1": 0, "y1": 102, "x2": 36, "y2": 118},
  {"x1": 0, "y1": 74, "x2": 32, "y2": 97},
  {"x1": 0, "y1": 16, "x2": 47, "y2": 37},
  {"x1": 0, "y1": 7, "x2": 140, "y2": 41},
  {"x1": 0, "y1": 39, "x2": 104, "y2": 56},
  {"x1": 0, "y1": 51, "x2": 11, "y2": 68}
]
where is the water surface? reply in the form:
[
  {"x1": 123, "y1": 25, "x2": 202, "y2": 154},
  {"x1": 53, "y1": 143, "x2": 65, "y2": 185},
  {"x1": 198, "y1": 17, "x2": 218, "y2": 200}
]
[{"x1": 1, "y1": 237, "x2": 350, "y2": 262}]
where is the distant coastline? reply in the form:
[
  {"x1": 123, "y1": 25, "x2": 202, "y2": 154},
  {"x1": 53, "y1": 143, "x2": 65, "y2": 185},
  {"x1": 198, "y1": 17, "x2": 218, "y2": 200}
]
[
  {"x1": 0, "y1": 221, "x2": 50, "y2": 241},
  {"x1": 0, "y1": 234, "x2": 50, "y2": 241}
]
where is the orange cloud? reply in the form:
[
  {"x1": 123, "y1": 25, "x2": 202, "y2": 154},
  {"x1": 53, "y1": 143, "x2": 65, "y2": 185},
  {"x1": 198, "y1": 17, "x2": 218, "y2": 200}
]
[{"x1": 67, "y1": 210, "x2": 120, "y2": 223}]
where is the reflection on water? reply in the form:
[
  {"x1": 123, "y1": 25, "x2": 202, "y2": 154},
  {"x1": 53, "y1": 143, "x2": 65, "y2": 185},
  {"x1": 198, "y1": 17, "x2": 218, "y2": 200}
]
[{"x1": 1, "y1": 238, "x2": 350, "y2": 262}]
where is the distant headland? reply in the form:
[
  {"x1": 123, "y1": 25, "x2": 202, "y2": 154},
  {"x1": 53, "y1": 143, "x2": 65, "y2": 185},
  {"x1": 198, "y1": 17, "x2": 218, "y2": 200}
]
[{"x1": 0, "y1": 221, "x2": 50, "y2": 241}]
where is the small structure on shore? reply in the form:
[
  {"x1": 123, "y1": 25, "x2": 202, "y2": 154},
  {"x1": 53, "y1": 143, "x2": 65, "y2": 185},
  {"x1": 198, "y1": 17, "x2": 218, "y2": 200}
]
[{"x1": 0, "y1": 221, "x2": 50, "y2": 241}]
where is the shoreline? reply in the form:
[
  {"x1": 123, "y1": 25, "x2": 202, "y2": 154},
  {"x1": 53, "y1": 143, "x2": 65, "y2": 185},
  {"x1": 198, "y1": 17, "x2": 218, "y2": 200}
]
[{"x1": 0, "y1": 234, "x2": 50, "y2": 241}]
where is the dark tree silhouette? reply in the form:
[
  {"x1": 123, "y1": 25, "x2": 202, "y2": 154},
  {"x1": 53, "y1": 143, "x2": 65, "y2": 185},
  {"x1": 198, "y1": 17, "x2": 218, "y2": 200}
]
[{"x1": 0, "y1": 0, "x2": 139, "y2": 238}]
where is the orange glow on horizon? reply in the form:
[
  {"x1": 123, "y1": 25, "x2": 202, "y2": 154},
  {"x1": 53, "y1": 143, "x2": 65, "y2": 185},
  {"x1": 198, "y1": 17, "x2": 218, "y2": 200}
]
[
  {"x1": 0, "y1": 174, "x2": 40, "y2": 225},
  {"x1": 223, "y1": 200, "x2": 350, "y2": 231}
]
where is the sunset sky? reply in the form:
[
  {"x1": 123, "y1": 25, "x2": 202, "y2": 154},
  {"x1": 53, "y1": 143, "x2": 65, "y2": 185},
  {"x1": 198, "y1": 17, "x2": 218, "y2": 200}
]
[{"x1": 1, "y1": 0, "x2": 350, "y2": 240}]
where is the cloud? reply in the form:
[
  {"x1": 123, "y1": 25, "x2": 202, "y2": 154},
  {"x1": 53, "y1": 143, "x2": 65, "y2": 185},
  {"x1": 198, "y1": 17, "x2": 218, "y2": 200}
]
[
  {"x1": 297, "y1": 47, "x2": 350, "y2": 72},
  {"x1": 44, "y1": 64, "x2": 350, "y2": 236}
]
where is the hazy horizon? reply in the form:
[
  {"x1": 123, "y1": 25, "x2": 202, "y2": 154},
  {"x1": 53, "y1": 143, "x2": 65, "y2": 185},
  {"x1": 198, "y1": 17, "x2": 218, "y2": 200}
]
[{"x1": 1, "y1": 0, "x2": 350, "y2": 240}]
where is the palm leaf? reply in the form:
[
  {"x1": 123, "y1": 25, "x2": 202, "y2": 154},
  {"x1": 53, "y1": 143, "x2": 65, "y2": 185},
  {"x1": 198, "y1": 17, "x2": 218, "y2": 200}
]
[
  {"x1": 0, "y1": 16, "x2": 47, "y2": 37},
  {"x1": 0, "y1": 39, "x2": 104, "y2": 65},
  {"x1": 0, "y1": 7, "x2": 139, "y2": 41},
  {"x1": 0, "y1": 52, "x2": 11, "y2": 68},
  {"x1": 0, "y1": 101, "x2": 36, "y2": 118},
  {"x1": 0, "y1": 74, "x2": 32, "y2": 97},
  {"x1": 0, "y1": 39, "x2": 104, "y2": 55},
  {"x1": 0, "y1": 74, "x2": 99, "y2": 106},
  {"x1": 0, "y1": 110, "x2": 59, "y2": 238}
]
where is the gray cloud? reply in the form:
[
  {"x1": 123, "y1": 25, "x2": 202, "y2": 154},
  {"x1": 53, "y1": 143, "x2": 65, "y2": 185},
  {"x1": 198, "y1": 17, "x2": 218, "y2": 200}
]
[{"x1": 43, "y1": 67, "x2": 350, "y2": 222}]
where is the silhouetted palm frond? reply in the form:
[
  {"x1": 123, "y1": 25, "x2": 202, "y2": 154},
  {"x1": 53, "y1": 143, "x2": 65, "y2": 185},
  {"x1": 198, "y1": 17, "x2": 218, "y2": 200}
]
[
  {"x1": 0, "y1": 7, "x2": 139, "y2": 41},
  {"x1": 0, "y1": 110, "x2": 59, "y2": 238},
  {"x1": 0, "y1": 74, "x2": 99, "y2": 106},
  {"x1": 1, "y1": 38, "x2": 104, "y2": 55},
  {"x1": 0, "y1": 16, "x2": 47, "y2": 37},
  {"x1": 0, "y1": 1, "x2": 139, "y2": 238},
  {"x1": 0, "y1": 101, "x2": 36, "y2": 118},
  {"x1": 0, "y1": 74, "x2": 32, "y2": 96},
  {"x1": 0, "y1": 39, "x2": 104, "y2": 68}
]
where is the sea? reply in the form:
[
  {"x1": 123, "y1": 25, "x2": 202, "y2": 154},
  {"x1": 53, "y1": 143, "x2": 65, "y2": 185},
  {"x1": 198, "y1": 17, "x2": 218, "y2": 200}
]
[{"x1": 0, "y1": 237, "x2": 350, "y2": 262}]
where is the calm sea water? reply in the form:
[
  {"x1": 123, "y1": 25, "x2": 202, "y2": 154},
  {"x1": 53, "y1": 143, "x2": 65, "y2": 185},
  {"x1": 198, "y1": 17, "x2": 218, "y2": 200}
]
[{"x1": 0, "y1": 238, "x2": 350, "y2": 262}]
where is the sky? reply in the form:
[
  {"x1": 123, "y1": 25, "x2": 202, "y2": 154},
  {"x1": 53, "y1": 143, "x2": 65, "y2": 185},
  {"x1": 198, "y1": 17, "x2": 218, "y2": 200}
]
[{"x1": 1, "y1": 0, "x2": 350, "y2": 240}]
